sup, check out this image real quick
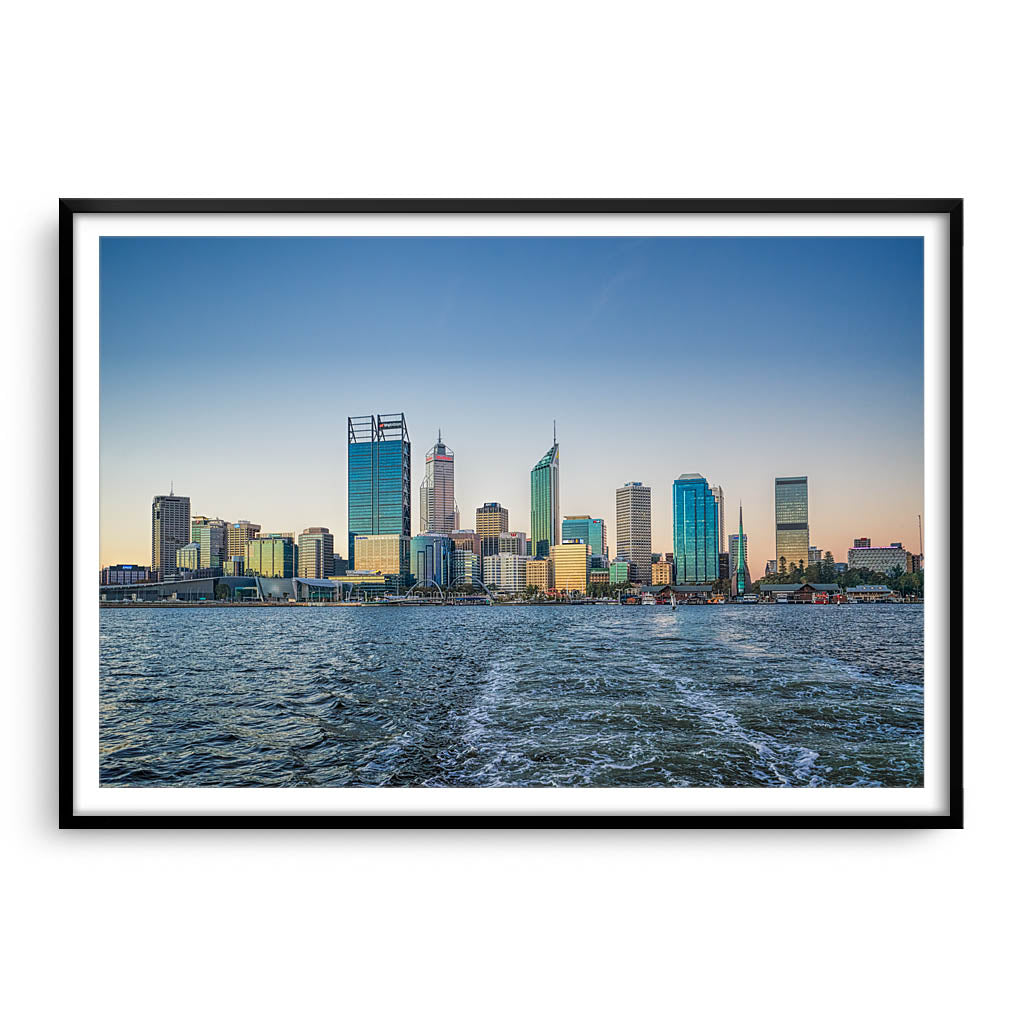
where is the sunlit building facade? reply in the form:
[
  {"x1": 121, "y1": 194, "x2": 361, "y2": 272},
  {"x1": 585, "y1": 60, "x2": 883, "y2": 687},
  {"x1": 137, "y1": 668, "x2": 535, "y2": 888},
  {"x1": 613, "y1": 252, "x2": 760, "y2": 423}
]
[
  {"x1": 497, "y1": 531, "x2": 528, "y2": 557},
  {"x1": 775, "y1": 476, "x2": 810, "y2": 571},
  {"x1": 552, "y1": 541, "x2": 590, "y2": 593},
  {"x1": 475, "y1": 503, "x2": 509, "y2": 560},
  {"x1": 151, "y1": 491, "x2": 191, "y2": 581},
  {"x1": 652, "y1": 559, "x2": 674, "y2": 586},
  {"x1": 175, "y1": 542, "x2": 200, "y2": 572},
  {"x1": 530, "y1": 437, "x2": 560, "y2": 558},
  {"x1": 411, "y1": 533, "x2": 453, "y2": 588},
  {"x1": 191, "y1": 516, "x2": 227, "y2": 570},
  {"x1": 347, "y1": 414, "x2": 412, "y2": 564},
  {"x1": 452, "y1": 549, "x2": 480, "y2": 587},
  {"x1": 451, "y1": 529, "x2": 481, "y2": 560},
  {"x1": 672, "y1": 474, "x2": 719, "y2": 583},
  {"x1": 354, "y1": 533, "x2": 411, "y2": 575},
  {"x1": 526, "y1": 557, "x2": 554, "y2": 592},
  {"x1": 226, "y1": 521, "x2": 261, "y2": 559},
  {"x1": 711, "y1": 485, "x2": 726, "y2": 556}
]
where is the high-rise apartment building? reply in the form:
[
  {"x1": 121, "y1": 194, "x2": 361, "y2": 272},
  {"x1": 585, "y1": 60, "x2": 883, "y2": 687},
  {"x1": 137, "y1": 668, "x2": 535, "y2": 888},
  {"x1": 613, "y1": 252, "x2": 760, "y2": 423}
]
[
  {"x1": 552, "y1": 541, "x2": 591, "y2": 593},
  {"x1": 476, "y1": 503, "x2": 510, "y2": 560},
  {"x1": 562, "y1": 516, "x2": 607, "y2": 566},
  {"x1": 711, "y1": 485, "x2": 726, "y2": 555},
  {"x1": 775, "y1": 476, "x2": 810, "y2": 571},
  {"x1": 615, "y1": 482, "x2": 652, "y2": 584},
  {"x1": 151, "y1": 491, "x2": 191, "y2": 581},
  {"x1": 419, "y1": 431, "x2": 457, "y2": 535},
  {"x1": 298, "y1": 527, "x2": 335, "y2": 579},
  {"x1": 672, "y1": 474, "x2": 719, "y2": 583},
  {"x1": 530, "y1": 431, "x2": 560, "y2": 559},
  {"x1": 191, "y1": 516, "x2": 227, "y2": 570},
  {"x1": 226, "y1": 521, "x2": 261, "y2": 558},
  {"x1": 347, "y1": 414, "x2": 411, "y2": 564},
  {"x1": 245, "y1": 533, "x2": 296, "y2": 578}
]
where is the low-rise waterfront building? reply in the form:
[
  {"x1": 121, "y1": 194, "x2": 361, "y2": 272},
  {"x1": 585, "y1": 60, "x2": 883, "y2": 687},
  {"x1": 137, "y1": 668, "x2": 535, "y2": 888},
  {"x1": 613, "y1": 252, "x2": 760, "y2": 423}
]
[
  {"x1": 759, "y1": 582, "x2": 841, "y2": 603},
  {"x1": 845, "y1": 585, "x2": 896, "y2": 602},
  {"x1": 99, "y1": 564, "x2": 153, "y2": 585},
  {"x1": 638, "y1": 584, "x2": 716, "y2": 604}
]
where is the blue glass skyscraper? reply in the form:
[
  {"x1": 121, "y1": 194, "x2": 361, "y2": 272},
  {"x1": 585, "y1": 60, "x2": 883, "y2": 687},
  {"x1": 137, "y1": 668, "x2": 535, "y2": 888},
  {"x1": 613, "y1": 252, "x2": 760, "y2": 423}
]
[
  {"x1": 411, "y1": 533, "x2": 453, "y2": 589},
  {"x1": 347, "y1": 414, "x2": 411, "y2": 563},
  {"x1": 562, "y1": 516, "x2": 607, "y2": 566},
  {"x1": 672, "y1": 474, "x2": 720, "y2": 583}
]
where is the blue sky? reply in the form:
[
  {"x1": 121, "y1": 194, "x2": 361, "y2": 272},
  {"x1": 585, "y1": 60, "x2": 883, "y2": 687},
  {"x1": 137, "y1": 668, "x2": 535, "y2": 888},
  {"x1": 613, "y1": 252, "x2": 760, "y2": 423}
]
[{"x1": 100, "y1": 234, "x2": 924, "y2": 572}]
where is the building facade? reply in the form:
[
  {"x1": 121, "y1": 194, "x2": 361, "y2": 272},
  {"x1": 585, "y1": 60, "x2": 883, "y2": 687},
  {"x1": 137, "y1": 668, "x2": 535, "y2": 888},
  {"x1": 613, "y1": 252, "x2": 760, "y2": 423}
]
[
  {"x1": 419, "y1": 432, "x2": 457, "y2": 535},
  {"x1": 672, "y1": 474, "x2": 719, "y2": 583},
  {"x1": 711, "y1": 485, "x2": 726, "y2": 556},
  {"x1": 652, "y1": 559, "x2": 674, "y2": 586},
  {"x1": 226, "y1": 521, "x2": 261, "y2": 559},
  {"x1": 99, "y1": 564, "x2": 153, "y2": 585},
  {"x1": 609, "y1": 559, "x2": 634, "y2": 584},
  {"x1": 298, "y1": 527, "x2": 335, "y2": 579},
  {"x1": 451, "y1": 529, "x2": 481, "y2": 560},
  {"x1": 354, "y1": 533, "x2": 411, "y2": 575},
  {"x1": 245, "y1": 533, "x2": 297, "y2": 578},
  {"x1": 191, "y1": 516, "x2": 227, "y2": 570},
  {"x1": 411, "y1": 533, "x2": 453, "y2": 588},
  {"x1": 475, "y1": 502, "x2": 510, "y2": 560},
  {"x1": 615, "y1": 482, "x2": 652, "y2": 584},
  {"x1": 482, "y1": 553, "x2": 527, "y2": 594},
  {"x1": 728, "y1": 532, "x2": 749, "y2": 579},
  {"x1": 451, "y1": 549, "x2": 480, "y2": 587},
  {"x1": 530, "y1": 435, "x2": 560, "y2": 558},
  {"x1": 175, "y1": 542, "x2": 201, "y2": 572},
  {"x1": 847, "y1": 542, "x2": 912, "y2": 575},
  {"x1": 552, "y1": 541, "x2": 590, "y2": 593},
  {"x1": 775, "y1": 475, "x2": 810, "y2": 571},
  {"x1": 730, "y1": 506, "x2": 752, "y2": 598},
  {"x1": 526, "y1": 558, "x2": 554, "y2": 591},
  {"x1": 562, "y1": 515, "x2": 607, "y2": 567},
  {"x1": 496, "y1": 531, "x2": 528, "y2": 557},
  {"x1": 151, "y1": 492, "x2": 191, "y2": 581},
  {"x1": 347, "y1": 413, "x2": 412, "y2": 564}
]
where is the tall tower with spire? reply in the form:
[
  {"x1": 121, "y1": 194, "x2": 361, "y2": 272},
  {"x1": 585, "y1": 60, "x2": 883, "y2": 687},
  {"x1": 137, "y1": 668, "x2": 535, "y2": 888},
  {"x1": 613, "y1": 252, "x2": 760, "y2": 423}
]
[
  {"x1": 419, "y1": 429, "x2": 456, "y2": 535},
  {"x1": 730, "y1": 503, "x2": 751, "y2": 598},
  {"x1": 529, "y1": 424, "x2": 560, "y2": 558}
]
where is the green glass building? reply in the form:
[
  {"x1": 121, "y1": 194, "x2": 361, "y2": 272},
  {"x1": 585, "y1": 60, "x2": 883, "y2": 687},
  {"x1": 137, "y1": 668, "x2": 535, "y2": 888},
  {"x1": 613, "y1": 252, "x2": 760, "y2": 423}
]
[{"x1": 530, "y1": 432, "x2": 560, "y2": 559}]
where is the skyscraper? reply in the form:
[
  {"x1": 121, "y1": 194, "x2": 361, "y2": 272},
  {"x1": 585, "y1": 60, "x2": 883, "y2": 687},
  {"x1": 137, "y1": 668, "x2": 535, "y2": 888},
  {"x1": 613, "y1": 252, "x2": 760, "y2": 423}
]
[
  {"x1": 615, "y1": 482, "x2": 652, "y2": 584},
  {"x1": 775, "y1": 475, "x2": 810, "y2": 571},
  {"x1": 419, "y1": 431, "x2": 456, "y2": 535},
  {"x1": 298, "y1": 527, "x2": 334, "y2": 579},
  {"x1": 728, "y1": 532, "x2": 749, "y2": 579},
  {"x1": 530, "y1": 427, "x2": 560, "y2": 559},
  {"x1": 151, "y1": 490, "x2": 191, "y2": 581},
  {"x1": 730, "y1": 505, "x2": 751, "y2": 597},
  {"x1": 475, "y1": 503, "x2": 509, "y2": 560},
  {"x1": 347, "y1": 414, "x2": 412, "y2": 564},
  {"x1": 672, "y1": 474, "x2": 719, "y2": 583},
  {"x1": 411, "y1": 533, "x2": 453, "y2": 589},
  {"x1": 711, "y1": 485, "x2": 726, "y2": 556}
]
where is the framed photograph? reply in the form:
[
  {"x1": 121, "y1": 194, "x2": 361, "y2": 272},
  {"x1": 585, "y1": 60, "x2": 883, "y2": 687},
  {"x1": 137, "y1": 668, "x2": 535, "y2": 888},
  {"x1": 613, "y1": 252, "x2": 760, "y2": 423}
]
[{"x1": 62, "y1": 198, "x2": 962, "y2": 827}]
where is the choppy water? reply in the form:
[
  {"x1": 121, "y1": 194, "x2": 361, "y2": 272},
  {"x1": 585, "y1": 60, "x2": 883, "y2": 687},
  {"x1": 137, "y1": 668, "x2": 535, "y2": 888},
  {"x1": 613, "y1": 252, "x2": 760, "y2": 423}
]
[{"x1": 99, "y1": 605, "x2": 924, "y2": 788}]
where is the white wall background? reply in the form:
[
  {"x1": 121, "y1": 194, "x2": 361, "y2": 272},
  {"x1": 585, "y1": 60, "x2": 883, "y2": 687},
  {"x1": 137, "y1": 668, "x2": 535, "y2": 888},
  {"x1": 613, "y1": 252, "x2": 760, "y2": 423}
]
[{"x1": 2, "y1": 2, "x2": 1018, "y2": 1021}]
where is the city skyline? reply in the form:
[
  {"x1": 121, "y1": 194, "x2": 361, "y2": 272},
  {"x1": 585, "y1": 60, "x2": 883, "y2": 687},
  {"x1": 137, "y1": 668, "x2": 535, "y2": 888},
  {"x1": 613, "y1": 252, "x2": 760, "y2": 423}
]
[{"x1": 100, "y1": 235, "x2": 924, "y2": 572}]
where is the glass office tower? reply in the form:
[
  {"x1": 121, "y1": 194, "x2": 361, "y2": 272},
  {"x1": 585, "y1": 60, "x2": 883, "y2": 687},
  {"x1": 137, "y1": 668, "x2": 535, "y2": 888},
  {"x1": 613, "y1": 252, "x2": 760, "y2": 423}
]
[
  {"x1": 672, "y1": 474, "x2": 720, "y2": 583},
  {"x1": 774, "y1": 475, "x2": 810, "y2": 571},
  {"x1": 530, "y1": 434, "x2": 560, "y2": 559},
  {"x1": 411, "y1": 533, "x2": 453, "y2": 588},
  {"x1": 347, "y1": 414, "x2": 412, "y2": 564},
  {"x1": 562, "y1": 516, "x2": 606, "y2": 566}
]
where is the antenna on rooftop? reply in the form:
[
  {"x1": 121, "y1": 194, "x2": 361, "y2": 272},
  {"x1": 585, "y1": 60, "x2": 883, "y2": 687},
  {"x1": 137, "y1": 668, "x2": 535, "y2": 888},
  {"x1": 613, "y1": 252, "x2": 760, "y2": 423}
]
[{"x1": 553, "y1": 419, "x2": 557, "y2": 445}]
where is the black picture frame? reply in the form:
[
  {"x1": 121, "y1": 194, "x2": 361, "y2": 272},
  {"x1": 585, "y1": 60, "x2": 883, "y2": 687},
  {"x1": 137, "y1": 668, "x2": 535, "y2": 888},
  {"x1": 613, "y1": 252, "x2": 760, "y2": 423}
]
[{"x1": 60, "y1": 197, "x2": 963, "y2": 829}]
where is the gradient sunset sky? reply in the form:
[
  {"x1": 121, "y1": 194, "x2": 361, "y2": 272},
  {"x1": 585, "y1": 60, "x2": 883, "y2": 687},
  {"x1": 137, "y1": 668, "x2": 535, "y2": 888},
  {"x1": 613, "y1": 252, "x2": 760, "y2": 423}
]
[{"x1": 99, "y1": 234, "x2": 923, "y2": 573}]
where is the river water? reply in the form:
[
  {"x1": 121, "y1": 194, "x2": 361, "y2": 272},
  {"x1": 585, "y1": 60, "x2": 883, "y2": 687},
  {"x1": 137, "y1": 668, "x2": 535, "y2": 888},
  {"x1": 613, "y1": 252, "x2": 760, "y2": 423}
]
[{"x1": 99, "y1": 604, "x2": 924, "y2": 788}]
